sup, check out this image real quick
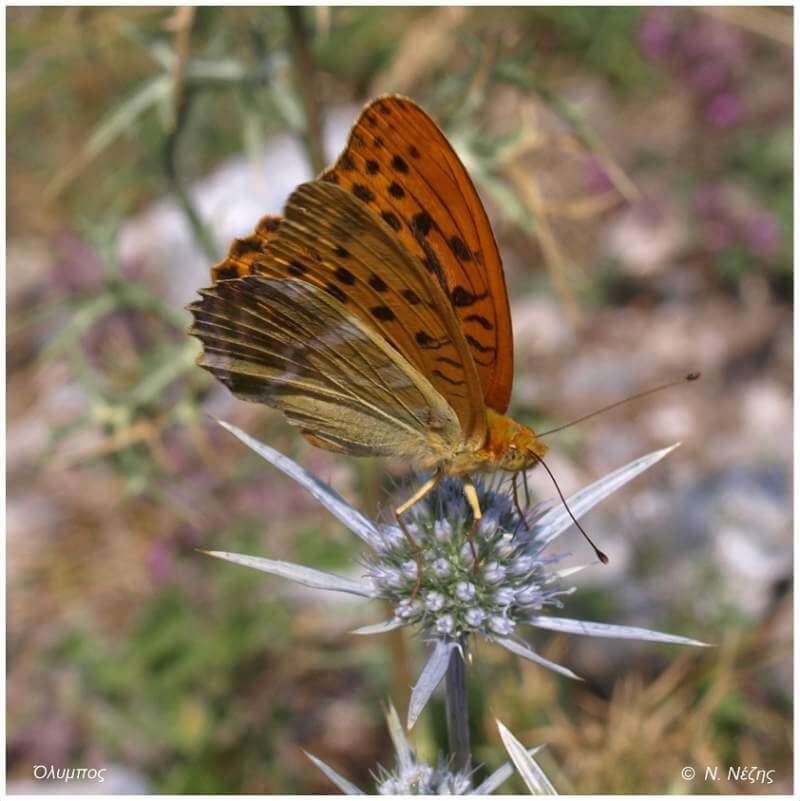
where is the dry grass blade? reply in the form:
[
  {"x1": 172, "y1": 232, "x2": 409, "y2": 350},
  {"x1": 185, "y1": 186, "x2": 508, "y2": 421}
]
[
  {"x1": 504, "y1": 161, "x2": 581, "y2": 328},
  {"x1": 43, "y1": 75, "x2": 171, "y2": 201},
  {"x1": 165, "y1": 5, "x2": 195, "y2": 131},
  {"x1": 700, "y1": 6, "x2": 793, "y2": 47}
]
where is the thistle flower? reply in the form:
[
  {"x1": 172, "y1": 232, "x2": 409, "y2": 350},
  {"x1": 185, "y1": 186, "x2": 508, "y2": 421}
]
[
  {"x1": 204, "y1": 421, "x2": 708, "y2": 727},
  {"x1": 305, "y1": 702, "x2": 555, "y2": 795}
]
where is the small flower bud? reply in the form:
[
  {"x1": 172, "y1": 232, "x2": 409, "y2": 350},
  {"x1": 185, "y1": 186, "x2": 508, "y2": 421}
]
[
  {"x1": 515, "y1": 586, "x2": 544, "y2": 607},
  {"x1": 478, "y1": 512, "x2": 500, "y2": 537},
  {"x1": 494, "y1": 586, "x2": 515, "y2": 605},
  {"x1": 401, "y1": 559, "x2": 420, "y2": 579},
  {"x1": 425, "y1": 591, "x2": 445, "y2": 612},
  {"x1": 432, "y1": 558, "x2": 450, "y2": 577},
  {"x1": 455, "y1": 580, "x2": 476, "y2": 601},
  {"x1": 433, "y1": 519, "x2": 452, "y2": 542},
  {"x1": 510, "y1": 554, "x2": 535, "y2": 575},
  {"x1": 495, "y1": 533, "x2": 515, "y2": 558},
  {"x1": 396, "y1": 599, "x2": 422, "y2": 619},
  {"x1": 379, "y1": 777, "x2": 400, "y2": 795},
  {"x1": 376, "y1": 525, "x2": 406, "y2": 553},
  {"x1": 449, "y1": 774, "x2": 472, "y2": 795},
  {"x1": 483, "y1": 561, "x2": 506, "y2": 584},
  {"x1": 401, "y1": 764, "x2": 433, "y2": 792},
  {"x1": 460, "y1": 542, "x2": 474, "y2": 561},
  {"x1": 465, "y1": 607, "x2": 485, "y2": 627},
  {"x1": 489, "y1": 615, "x2": 515, "y2": 635},
  {"x1": 373, "y1": 565, "x2": 405, "y2": 589},
  {"x1": 436, "y1": 614, "x2": 455, "y2": 634}
]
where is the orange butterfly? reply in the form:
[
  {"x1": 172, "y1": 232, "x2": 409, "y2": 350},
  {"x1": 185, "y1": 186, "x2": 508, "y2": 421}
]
[{"x1": 188, "y1": 95, "x2": 595, "y2": 571}]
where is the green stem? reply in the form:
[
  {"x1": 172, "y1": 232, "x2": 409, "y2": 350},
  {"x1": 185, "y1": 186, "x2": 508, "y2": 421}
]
[
  {"x1": 286, "y1": 6, "x2": 326, "y2": 174},
  {"x1": 163, "y1": 87, "x2": 218, "y2": 262}
]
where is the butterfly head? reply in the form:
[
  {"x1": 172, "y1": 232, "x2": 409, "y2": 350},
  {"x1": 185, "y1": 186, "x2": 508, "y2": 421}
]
[{"x1": 483, "y1": 410, "x2": 549, "y2": 473}]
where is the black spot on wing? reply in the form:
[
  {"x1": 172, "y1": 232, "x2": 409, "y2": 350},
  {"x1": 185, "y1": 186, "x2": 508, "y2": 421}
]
[
  {"x1": 289, "y1": 260, "x2": 308, "y2": 277},
  {"x1": 352, "y1": 184, "x2": 375, "y2": 203},
  {"x1": 325, "y1": 283, "x2": 348, "y2": 303},
  {"x1": 366, "y1": 159, "x2": 380, "y2": 175},
  {"x1": 214, "y1": 265, "x2": 238, "y2": 280},
  {"x1": 369, "y1": 274, "x2": 389, "y2": 292},
  {"x1": 415, "y1": 330, "x2": 447, "y2": 349},
  {"x1": 412, "y1": 211, "x2": 432, "y2": 238},
  {"x1": 402, "y1": 289, "x2": 421, "y2": 305},
  {"x1": 391, "y1": 155, "x2": 409, "y2": 173},
  {"x1": 432, "y1": 369, "x2": 463, "y2": 387},
  {"x1": 465, "y1": 313, "x2": 493, "y2": 330},
  {"x1": 389, "y1": 181, "x2": 405, "y2": 199},
  {"x1": 229, "y1": 236, "x2": 260, "y2": 257},
  {"x1": 451, "y1": 286, "x2": 488, "y2": 307},
  {"x1": 334, "y1": 267, "x2": 356, "y2": 285},
  {"x1": 371, "y1": 305, "x2": 395, "y2": 321},
  {"x1": 381, "y1": 210, "x2": 402, "y2": 232},
  {"x1": 419, "y1": 239, "x2": 448, "y2": 293},
  {"x1": 449, "y1": 236, "x2": 472, "y2": 261},
  {"x1": 465, "y1": 334, "x2": 495, "y2": 354}
]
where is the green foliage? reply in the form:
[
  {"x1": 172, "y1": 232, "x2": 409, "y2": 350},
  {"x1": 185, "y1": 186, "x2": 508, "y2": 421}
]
[
  {"x1": 523, "y1": 7, "x2": 657, "y2": 92},
  {"x1": 51, "y1": 534, "x2": 296, "y2": 793}
]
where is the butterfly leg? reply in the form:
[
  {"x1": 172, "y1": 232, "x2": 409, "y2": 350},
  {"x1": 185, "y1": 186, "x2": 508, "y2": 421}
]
[
  {"x1": 394, "y1": 473, "x2": 442, "y2": 600},
  {"x1": 461, "y1": 478, "x2": 482, "y2": 573}
]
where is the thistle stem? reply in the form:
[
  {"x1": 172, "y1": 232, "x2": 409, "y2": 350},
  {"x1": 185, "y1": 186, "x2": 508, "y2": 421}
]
[{"x1": 445, "y1": 637, "x2": 471, "y2": 774}]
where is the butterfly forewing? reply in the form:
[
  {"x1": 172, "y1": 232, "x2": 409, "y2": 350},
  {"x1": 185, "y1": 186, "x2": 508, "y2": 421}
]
[
  {"x1": 321, "y1": 95, "x2": 514, "y2": 413},
  {"x1": 215, "y1": 181, "x2": 488, "y2": 443},
  {"x1": 188, "y1": 277, "x2": 462, "y2": 462}
]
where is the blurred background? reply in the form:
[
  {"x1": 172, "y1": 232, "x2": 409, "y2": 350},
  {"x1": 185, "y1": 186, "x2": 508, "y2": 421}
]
[{"x1": 7, "y1": 6, "x2": 792, "y2": 795}]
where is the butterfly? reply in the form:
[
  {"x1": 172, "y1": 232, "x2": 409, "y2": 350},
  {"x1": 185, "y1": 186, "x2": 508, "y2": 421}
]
[{"x1": 187, "y1": 95, "x2": 604, "y2": 575}]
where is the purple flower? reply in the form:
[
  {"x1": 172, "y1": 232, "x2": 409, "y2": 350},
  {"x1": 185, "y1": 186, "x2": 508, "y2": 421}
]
[
  {"x1": 147, "y1": 539, "x2": 174, "y2": 584},
  {"x1": 679, "y1": 22, "x2": 745, "y2": 66},
  {"x1": 703, "y1": 220, "x2": 737, "y2": 252},
  {"x1": 705, "y1": 92, "x2": 743, "y2": 128},
  {"x1": 693, "y1": 184, "x2": 727, "y2": 218},
  {"x1": 746, "y1": 213, "x2": 780, "y2": 258},
  {"x1": 50, "y1": 232, "x2": 105, "y2": 293},
  {"x1": 584, "y1": 156, "x2": 613, "y2": 194},
  {"x1": 638, "y1": 8, "x2": 677, "y2": 59},
  {"x1": 689, "y1": 60, "x2": 729, "y2": 95}
]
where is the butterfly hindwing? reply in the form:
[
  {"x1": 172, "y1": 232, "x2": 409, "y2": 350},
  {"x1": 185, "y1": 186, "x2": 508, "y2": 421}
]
[
  {"x1": 321, "y1": 95, "x2": 515, "y2": 414},
  {"x1": 188, "y1": 276, "x2": 462, "y2": 464},
  {"x1": 210, "y1": 214, "x2": 283, "y2": 282}
]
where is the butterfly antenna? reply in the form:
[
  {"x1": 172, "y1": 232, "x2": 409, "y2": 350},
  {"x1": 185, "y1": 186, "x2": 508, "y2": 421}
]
[
  {"x1": 538, "y1": 372, "x2": 700, "y2": 437},
  {"x1": 532, "y1": 453, "x2": 609, "y2": 565},
  {"x1": 522, "y1": 468, "x2": 532, "y2": 510},
  {"x1": 511, "y1": 473, "x2": 525, "y2": 527}
]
